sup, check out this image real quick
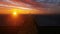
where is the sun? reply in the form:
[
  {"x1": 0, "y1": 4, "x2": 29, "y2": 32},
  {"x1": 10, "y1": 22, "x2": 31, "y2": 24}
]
[
  {"x1": 11, "y1": 8, "x2": 18, "y2": 16},
  {"x1": 13, "y1": 11, "x2": 17, "y2": 16},
  {"x1": 13, "y1": 12, "x2": 16, "y2": 15}
]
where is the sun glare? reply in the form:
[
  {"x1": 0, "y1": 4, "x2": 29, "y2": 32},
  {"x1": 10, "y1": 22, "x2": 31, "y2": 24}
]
[
  {"x1": 13, "y1": 12, "x2": 17, "y2": 16},
  {"x1": 11, "y1": 8, "x2": 18, "y2": 16}
]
